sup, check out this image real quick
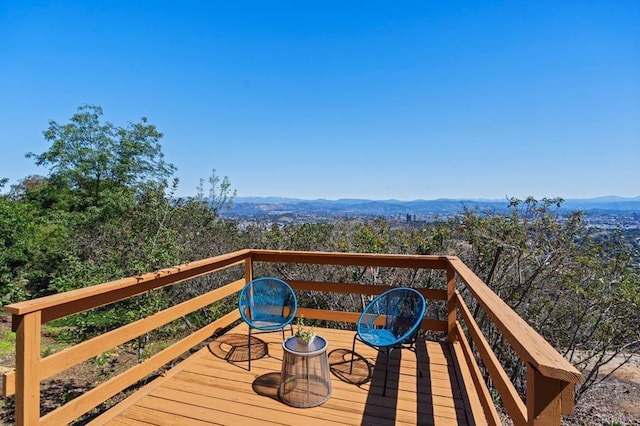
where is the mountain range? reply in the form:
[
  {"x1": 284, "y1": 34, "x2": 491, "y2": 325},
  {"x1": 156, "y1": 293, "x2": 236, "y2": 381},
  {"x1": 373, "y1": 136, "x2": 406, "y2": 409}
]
[{"x1": 227, "y1": 196, "x2": 640, "y2": 218}]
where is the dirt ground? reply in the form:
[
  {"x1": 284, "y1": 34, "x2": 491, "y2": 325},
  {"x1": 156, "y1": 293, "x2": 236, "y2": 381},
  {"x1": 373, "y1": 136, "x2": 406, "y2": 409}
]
[
  {"x1": 0, "y1": 314, "x2": 638, "y2": 425},
  {"x1": 562, "y1": 354, "x2": 640, "y2": 425}
]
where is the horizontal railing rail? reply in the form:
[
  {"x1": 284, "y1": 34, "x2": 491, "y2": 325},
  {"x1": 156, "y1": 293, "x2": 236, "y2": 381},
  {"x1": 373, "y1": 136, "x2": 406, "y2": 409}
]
[
  {"x1": 2, "y1": 249, "x2": 581, "y2": 426},
  {"x1": 4, "y1": 249, "x2": 251, "y2": 324},
  {"x1": 456, "y1": 290, "x2": 526, "y2": 424},
  {"x1": 448, "y1": 257, "x2": 582, "y2": 425}
]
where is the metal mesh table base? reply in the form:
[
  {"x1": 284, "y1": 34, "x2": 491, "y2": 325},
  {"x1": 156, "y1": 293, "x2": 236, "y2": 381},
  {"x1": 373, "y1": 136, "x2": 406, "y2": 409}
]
[{"x1": 279, "y1": 336, "x2": 332, "y2": 408}]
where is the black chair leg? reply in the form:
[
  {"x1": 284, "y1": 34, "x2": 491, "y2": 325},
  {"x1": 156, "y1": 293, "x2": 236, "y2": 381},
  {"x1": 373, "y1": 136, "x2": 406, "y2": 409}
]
[
  {"x1": 383, "y1": 347, "x2": 390, "y2": 397},
  {"x1": 349, "y1": 335, "x2": 357, "y2": 374},
  {"x1": 412, "y1": 343, "x2": 423, "y2": 378},
  {"x1": 248, "y1": 327, "x2": 252, "y2": 371}
]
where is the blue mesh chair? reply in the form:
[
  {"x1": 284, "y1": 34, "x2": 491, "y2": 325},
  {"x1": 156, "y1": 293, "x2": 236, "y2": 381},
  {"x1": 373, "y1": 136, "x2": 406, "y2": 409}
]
[
  {"x1": 350, "y1": 287, "x2": 426, "y2": 396},
  {"x1": 238, "y1": 277, "x2": 297, "y2": 370}
]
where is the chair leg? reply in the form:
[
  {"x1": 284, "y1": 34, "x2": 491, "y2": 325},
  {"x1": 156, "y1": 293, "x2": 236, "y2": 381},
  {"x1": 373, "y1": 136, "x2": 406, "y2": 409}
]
[
  {"x1": 412, "y1": 343, "x2": 423, "y2": 378},
  {"x1": 383, "y1": 347, "x2": 390, "y2": 397},
  {"x1": 280, "y1": 324, "x2": 294, "y2": 340},
  {"x1": 248, "y1": 327, "x2": 252, "y2": 371},
  {"x1": 349, "y1": 335, "x2": 357, "y2": 374}
]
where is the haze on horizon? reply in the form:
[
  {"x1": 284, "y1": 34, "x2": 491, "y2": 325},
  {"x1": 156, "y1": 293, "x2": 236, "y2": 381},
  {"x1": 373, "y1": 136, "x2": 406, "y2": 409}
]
[{"x1": 1, "y1": 2, "x2": 638, "y2": 202}]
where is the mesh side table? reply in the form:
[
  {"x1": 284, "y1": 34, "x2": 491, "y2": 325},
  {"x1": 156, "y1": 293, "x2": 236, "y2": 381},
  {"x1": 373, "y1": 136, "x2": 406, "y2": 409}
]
[{"x1": 279, "y1": 335, "x2": 332, "y2": 408}]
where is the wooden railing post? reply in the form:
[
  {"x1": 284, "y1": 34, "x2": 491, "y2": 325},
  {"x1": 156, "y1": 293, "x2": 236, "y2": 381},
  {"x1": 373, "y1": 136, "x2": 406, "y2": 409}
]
[
  {"x1": 526, "y1": 363, "x2": 564, "y2": 425},
  {"x1": 14, "y1": 311, "x2": 41, "y2": 425},
  {"x1": 446, "y1": 261, "x2": 457, "y2": 343},
  {"x1": 245, "y1": 255, "x2": 253, "y2": 283}
]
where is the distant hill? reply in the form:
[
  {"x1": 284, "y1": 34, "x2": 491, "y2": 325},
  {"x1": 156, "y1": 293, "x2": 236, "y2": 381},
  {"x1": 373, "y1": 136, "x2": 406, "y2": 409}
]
[
  {"x1": 561, "y1": 196, "x2": 640, "y2": 211},
  {"x1": 226, "y1": 196, "x2": 640, "y2": 218}
]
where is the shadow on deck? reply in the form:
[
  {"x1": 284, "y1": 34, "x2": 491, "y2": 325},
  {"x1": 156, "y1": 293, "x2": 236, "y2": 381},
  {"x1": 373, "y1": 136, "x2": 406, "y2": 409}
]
[{"x1": 90, "y1": 323, "x2": 483, "y2": 425}]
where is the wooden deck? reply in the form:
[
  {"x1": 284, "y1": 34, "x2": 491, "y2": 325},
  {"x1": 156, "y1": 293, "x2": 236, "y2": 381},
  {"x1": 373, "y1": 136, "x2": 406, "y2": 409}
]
[
  {"x1": 91, "y1": 323, "x2": 485, "y2": 426},
  {"x1": 4, "y1": 250, "x2": 582, "y2": 424}
]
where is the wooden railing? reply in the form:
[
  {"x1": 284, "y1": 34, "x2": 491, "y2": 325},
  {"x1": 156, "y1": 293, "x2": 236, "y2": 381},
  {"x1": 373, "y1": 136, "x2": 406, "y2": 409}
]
[{"x1": 2, "y1": 249, "x2": 581, "y2": 425}]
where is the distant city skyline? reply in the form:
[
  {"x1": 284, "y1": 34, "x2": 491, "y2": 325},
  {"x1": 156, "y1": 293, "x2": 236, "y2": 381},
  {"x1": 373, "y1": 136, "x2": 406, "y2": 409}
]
[{"x1": 1, "y1": 2, "x2": 638, "y2": 201}]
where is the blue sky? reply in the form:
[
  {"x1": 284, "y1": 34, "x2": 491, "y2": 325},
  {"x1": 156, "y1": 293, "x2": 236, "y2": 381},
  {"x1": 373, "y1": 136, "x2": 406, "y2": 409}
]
[{"x1": 1, "y1": 1, "x2": 638, "y2": 201}]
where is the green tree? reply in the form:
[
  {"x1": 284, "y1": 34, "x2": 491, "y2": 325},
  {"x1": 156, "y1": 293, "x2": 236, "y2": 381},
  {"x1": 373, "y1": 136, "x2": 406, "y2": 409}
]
[
  {"x1": 1, "y1": 105, "x2": 180, "y2": 301},
  {"x1": 26, "y1": 104, "x2": 175, "y2": 217},
  {"x1": 0, "y1": 188, "x2": 72, "y2": 301}
]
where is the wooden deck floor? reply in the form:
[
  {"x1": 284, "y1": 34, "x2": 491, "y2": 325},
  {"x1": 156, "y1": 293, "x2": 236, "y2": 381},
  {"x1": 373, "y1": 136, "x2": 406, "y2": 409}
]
[{"x1": 91, "y1": 323, "x2": 485, "y2": 425}]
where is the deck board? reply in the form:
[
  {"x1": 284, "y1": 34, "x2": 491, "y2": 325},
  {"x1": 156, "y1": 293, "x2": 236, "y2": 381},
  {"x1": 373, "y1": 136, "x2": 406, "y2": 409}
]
[{"x1": 92, "y1": 323, "x2": 485, "y2": 425}]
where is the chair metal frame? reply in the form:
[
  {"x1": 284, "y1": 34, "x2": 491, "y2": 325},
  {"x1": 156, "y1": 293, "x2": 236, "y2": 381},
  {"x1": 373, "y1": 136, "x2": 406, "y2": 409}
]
[
  {"x1": 349, "y1": 287, "x2": 427, "y2": 396},
  {"x1": 238, "y1": 277, "x2": 297, "y2": 370}
]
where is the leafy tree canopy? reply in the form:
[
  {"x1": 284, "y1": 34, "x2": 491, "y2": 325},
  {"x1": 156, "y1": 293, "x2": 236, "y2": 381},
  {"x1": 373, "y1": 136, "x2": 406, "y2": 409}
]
[{"x1": 25, "y1": 104, "x2": 176, "y2": 215}]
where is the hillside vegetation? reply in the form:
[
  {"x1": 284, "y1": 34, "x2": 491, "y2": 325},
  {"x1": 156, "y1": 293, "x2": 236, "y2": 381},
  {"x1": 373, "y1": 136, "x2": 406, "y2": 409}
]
[{"x1": 1, "y1": 106, "x2": 638, "y2": 421}]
